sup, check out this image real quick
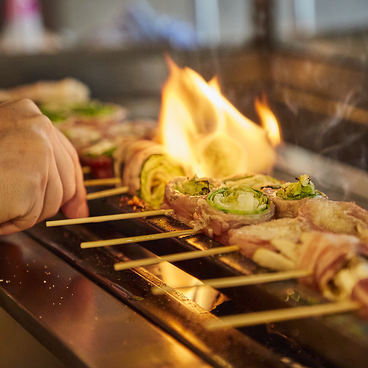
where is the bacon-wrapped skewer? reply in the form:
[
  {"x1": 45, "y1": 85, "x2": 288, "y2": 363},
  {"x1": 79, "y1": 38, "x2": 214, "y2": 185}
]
[
  {"x1": 295, "y1": 231, "x2": 368, "y2": 315},
  {"x1": 194, "y1": 184, "x2": 275, "y2": 243},
  {"x1": 162, "y1": 175, "x2": 222, "y2": 226},
  {"x1": 223, "y1": 173, "x2": 282, "y2": 191},
  {"x1": 297, "y1": 197, "x2": 368, "y2": 240},
  {"x1": 263, "y1": 174, "x2": 327, "y2": 218},
  {"x1": 228, "y1": 217, "x2": 310, "y2": 270},
  {"x1": 114, "y1": 139, "x2": 186, "y2": 208},
  {"x1": 0, "y1": 78, "x2": 90, "y2": 104}
]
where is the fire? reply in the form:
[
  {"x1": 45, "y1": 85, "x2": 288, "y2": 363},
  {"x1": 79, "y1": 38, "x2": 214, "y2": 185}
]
[
  {"x1": 255, "y1": 95, "x2": 282, "y2": 147},
  {"x1": 156, "y1": 57, "x2": 281, "y2": 179}
]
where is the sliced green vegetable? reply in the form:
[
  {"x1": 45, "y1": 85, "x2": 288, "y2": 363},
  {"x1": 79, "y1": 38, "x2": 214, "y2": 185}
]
[
  {"x1": 138, "y1": 154, "x2": 185, "y2": 208},
  {"x1": 39, "y1": 106, "x2": 68, "y2": 123},
  {"x1": 206, "y1": 184, "x2": 270, "y2": 215},
  {"x1": 71, "y1": 101, "x2": 116, "y2": 117},
  {"x1": 39, "y1": 100, "x2": 117, "y2": 122},
  {"x1": 276, "y1": 174, "x2": 321, "y2": 200},
  {"x1": 174, "y1": 176, "x2": 213, "y2": 196}
]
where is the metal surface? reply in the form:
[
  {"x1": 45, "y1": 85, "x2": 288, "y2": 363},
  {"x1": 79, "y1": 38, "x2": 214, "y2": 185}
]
[
  {"x1": 24, "y1": 218, "x2": 290, "y2": 368},
  {"x1": 0, "y1": 232, "x2": 213, "y2": 368}
]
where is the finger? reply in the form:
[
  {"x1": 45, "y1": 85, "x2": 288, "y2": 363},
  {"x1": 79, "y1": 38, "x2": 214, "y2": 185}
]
[
  {"x1": 0, "y1": 98, "x2": 41, "y2": 119},
  {"x1": 0, "y1": 195, "x2": 42, "y2": 235},
  {"x1": 36, "y1": 149, "x2": 64, "y2": 223},
  {"x1": 0, "y1": 220, "x2": 23, "y2": 235},
  {"x1": 55, "y1": 129, "x2": 89, "y2": 218}
]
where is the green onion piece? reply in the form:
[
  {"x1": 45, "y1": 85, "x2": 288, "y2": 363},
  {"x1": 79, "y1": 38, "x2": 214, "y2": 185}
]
[
  {"x1": 276, "y1": 174, "x2": 321, "y2": 200},
  {"x1": 71, "y1": 101, "x2": 116, "y2": 117},
  {"x1": 174, "y1": 176, "x2": 213, "y2": 196},
  {"x1": 40, "y1": 107, "x2": 68, "y2": 123},
  {"x1": 207, "y1": 184, "x2": 270, "y2": 215}
]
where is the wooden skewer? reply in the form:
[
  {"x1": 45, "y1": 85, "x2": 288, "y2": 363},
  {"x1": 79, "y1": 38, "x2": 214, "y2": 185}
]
[
  {"x1": 81, "y1": 228, "x2": 201, "y2": 249},
  {"x1": 151, "y1": 269, "x2": 313, "y2": 295},
  {"x1": 46, "y1": 209, "x2": 174, "y2": 227},
  {"x1": 86, "y1": 186, "x2": 129, "y2": 200},
  {"x1": 205, "y1": 300, "x2": 361, "y2": 330},
  {"x1": 84, "y1": 177, "x2": 122, "y2": 187},
  {"x1": 114, "y1": 245, "x2": 240, "y2": 271}
]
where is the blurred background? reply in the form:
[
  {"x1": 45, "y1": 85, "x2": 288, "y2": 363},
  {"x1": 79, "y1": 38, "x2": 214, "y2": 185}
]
[
  {"x1": 1, "y1": 0, "x2": 368, "y2": 114},
  {"x1": 0, "y1": 0, "x2": 368, "y2": 169}
]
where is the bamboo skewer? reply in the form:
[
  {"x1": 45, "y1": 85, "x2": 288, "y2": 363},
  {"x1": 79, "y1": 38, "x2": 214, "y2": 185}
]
[
  {"x1": 114, "y1": 245, "x2": 240, "y2": 271},
  {"x1": 205, "y1": 300, "x2": 361, "y2": 330},
  {"x1": 84, "y1": 177, "x2": 122, "y2": 187},
  {"x1": 86, "y1": 186, "x2": 129, "y2": 200},
  {"x1": 151, "y1": 269, "x2": 313, "y2": 295},
  {"x1": 46, "y1": 209, "x2": 174, "y2": 227},
  {"x1": 81, "y1": 228, "x2": 201, "y2": 249}
]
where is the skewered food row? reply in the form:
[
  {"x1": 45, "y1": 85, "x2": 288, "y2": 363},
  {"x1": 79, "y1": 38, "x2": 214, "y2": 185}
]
[
  {"x1": 0, "y1": 78, "x2": 158, "y2": 178},
  {"x1": 109, "y1": 148, "x2": 368, "y2": 315}
]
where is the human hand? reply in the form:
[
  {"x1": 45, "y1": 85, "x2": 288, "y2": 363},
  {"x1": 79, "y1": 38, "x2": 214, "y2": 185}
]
[{"x1": 0, "y1": 99, "x2": 89, "y2": 235}]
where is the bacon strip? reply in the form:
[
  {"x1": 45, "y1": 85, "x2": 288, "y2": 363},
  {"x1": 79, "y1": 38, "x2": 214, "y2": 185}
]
[
  {"x1": 297, "y1": 232, "x2": 360, "y2": 290},
  {"x1": 195, "y1": 196, "x2": 275, "y2": 243},
  {"x1": 297, "y1": 199, "x2": 368, "y2": 239},
  {"x1": 228, "y1": 217, "x2": 308, "y2": 259}
]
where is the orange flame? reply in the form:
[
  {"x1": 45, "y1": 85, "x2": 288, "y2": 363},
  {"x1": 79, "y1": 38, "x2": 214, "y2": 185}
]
[
  {"x1": 255, "y1": 95, "x2": 282, "y2": 147},
  {"x1": 155, "y1": 58, "x2": 281, "y2": 179}
]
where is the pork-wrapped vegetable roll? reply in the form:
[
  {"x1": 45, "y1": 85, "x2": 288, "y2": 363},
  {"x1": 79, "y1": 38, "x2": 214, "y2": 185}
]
[
  {"x1": 138, "y1": 154, "x2": 186, "y2": 208},
  {"x1": 264, "y1": 174, "x2": 327, "y2": 218},
  {"x1": 223, "y1": 173, "x2": 282, "y2": 191},
  {"x1": 228, "y1": 217, "x2": 310, "y2": 271},
  {"x1": 298, "y1": 197, "x2": 368, "y2": 241},
  {"x1": 117, "y1": 139, "x2": 186, "y2": 208},
  {"x1": 163, "y1": 175, "x2": 221, "y2": 226},
  {"x1": 195, "y1": 184, "x2": 275, "y2": 242}
]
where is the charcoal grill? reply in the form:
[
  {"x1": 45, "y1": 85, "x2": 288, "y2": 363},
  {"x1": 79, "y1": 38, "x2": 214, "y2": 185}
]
[{"x1": 1, "y1": 142, "x2": 368, "y2": 368}]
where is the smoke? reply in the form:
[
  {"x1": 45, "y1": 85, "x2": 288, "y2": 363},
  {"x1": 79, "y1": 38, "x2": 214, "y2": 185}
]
[
  {"x1": 306, "y1": 86, "x2": 367, "y2": 169},
  {"x1": 278, "y1": 83, "x2": 368, "y2": 202}
]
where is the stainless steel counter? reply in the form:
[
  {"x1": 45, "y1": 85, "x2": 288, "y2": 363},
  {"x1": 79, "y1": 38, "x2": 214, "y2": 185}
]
[{"x1": 0, "y1": 232, "x2": 211, "y2": 368}]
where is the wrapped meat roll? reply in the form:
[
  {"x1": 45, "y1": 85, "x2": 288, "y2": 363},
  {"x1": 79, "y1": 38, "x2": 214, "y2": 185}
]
[
  {"x1": 264, "y1": 174, "x2": 327, "y2": 218},
  {"x1": 117, "y1": 139, "x2": 186, "y2": 208},
  {"x1": 223, "y1": 173, "x2": 281, "y2": 191},
  {"x1": 296, "y1": 232, "x2": 360, "y2": 290},
  {"x1": 228, "y1": 217, "x2": 310, "y2": 271},
  {"x1": 0, "y1": 78, "x2": 90, "y2": 104},
  {"x1": 195, "y1": 184, "x2": 275, "y2": 242},
  {"x1": 77, "y1": 120, "x2": 157, "y2": 179},
  {"x1": 296, "y1": 231, "x2": 368, "y2": 316},
  {"x1": 41, "y1": 99, "x2": 131, "y2": 179},
  {"x1": 297, "y1": 198, "x2": 368, "y2": 240},
  {"x1": 163, "y1": 175, "x2": 221, "y2": 226}
]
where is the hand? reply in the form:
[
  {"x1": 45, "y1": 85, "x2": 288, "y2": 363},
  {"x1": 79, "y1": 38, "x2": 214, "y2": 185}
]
[{"x1": 0, "y1": 99, "x2": 89, "y2": 235}]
